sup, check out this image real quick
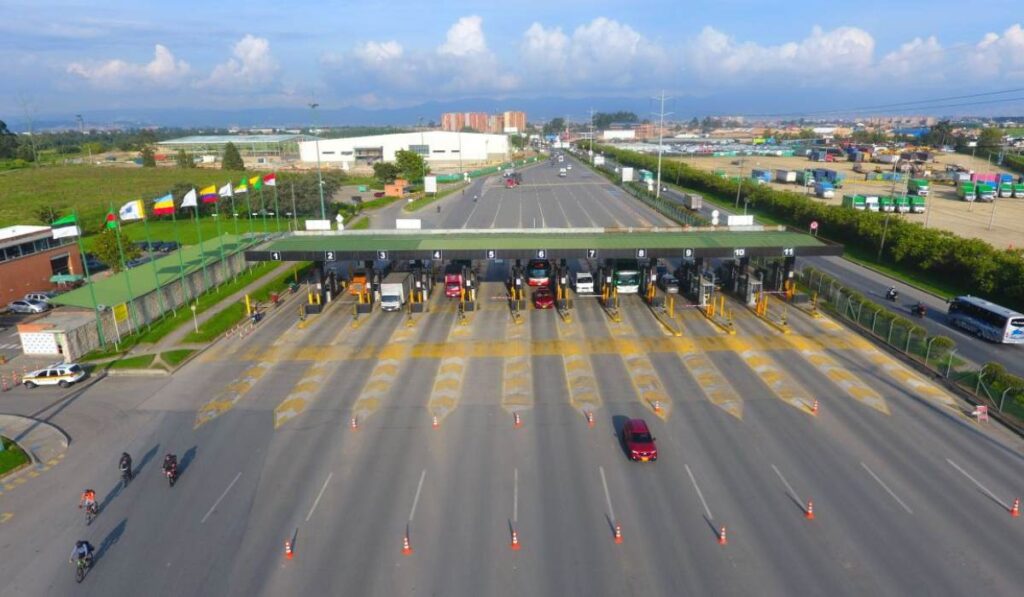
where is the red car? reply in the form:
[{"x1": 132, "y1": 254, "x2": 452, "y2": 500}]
[
  {"x1": 532, "y1": 287, "x2": 555, "y2": 309},
  {"x1": 621, "y1": 418, "x2": 658, "y2": 462}
]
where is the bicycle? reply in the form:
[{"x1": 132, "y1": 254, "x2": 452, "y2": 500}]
[
  {"x1": 73, "y1": 555, "x2": 93, "y2": 583},
  {"x1": 82, "y1": 503, "x2": 98, "y2": 525}
]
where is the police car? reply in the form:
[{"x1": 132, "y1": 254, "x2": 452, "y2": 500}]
[{"x1": 22, "y1": 363, "x2": 87, "y2": 389}]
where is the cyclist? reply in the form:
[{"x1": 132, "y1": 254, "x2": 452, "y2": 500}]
[
  {"x1": 163, "y1": 453, "x2": 178, "y2": 478},
  {"x1": 119, "y1": 452, "x2": 132, "y2": 480},
  {"x1": 79, "y1": 489, "x2": 97, "y2": 512},
  {"x1": 69, "y1": 540, "x2": 94, "y2": 566}
]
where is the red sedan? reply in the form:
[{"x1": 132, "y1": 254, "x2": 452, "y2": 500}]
[{"x1": 532, "y1": 287, "x2": 555, "y2": 309}]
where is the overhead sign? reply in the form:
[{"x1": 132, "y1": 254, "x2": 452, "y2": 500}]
[
  {"x1": 432, "y1": 250, "x2": 443, "y2": 260},
  {"x1": 536, "y1": 249, "x2": 547, "y2": 259},
  {"x1": 325, "y1": 251, "x2": 336, "y2": 262},
  {"x1": 376, "y1": 251, "x2": 389, "y2": 261},
  {"x1": 733, "y1": 248, "x2": 746, "y2": 258},
  {"x1": 486, "y1": 250, "x2": 497, "y2": 260},
  {"x1": 395, "y1": 219, "x2": 422, "y2": 230},
  {"x1": 684, "y1": 248, "x2": 694, "y2": 259},
  {"x1": 727, "y1": 215, "x2": 755, "y2": 226},
  {"x1": 782, "y1": 248, "x2": 795, "y2": 257},
  {"x1": 636, "y1": 248, "x2": 647, "y2": 259},
  {"x1": 587, "y1": 249, "x2": 598, "y2": 259},
  {"x1": 270, "y1": 251, "x2": 282, "y2": 261},
  {"x1": 113, "y1": 303, "x2": 129, "y2": 323}
]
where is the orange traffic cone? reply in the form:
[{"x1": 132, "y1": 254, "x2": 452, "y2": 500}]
[
  {"x1": 805, "y1": 500, "x2": 815, "y2": 520},
  {"x1": 402, "y1": 533, "x2": 413, "y2": 555},
  {"x1": 350, "y1": 417, "x2": 358, "y2": 430},
  {"x1": 614, "y1": 524, "x2": 623, "y2": 544},
  {"x1": 718, "y1": 526, "x2": 727, "y2": 545},
  {"x1": 811, "y1": 399, "x2": 819, "y2": 415},
  {"x1": 510, "y1": 529, "x2": 521, "y2": 551},
  {"x1": 284, "y1": 540, "x2": 293, "y2": 560},
  {"x1": 586, "y1": 411, "x2": 594, "y2": 427},
  {"x1": 513, "y1": 412, "x2": 522, "y2": 429},
  {"x1": 654, "y1": 401, "x2": 662, "y2": 414},
  {"x1": 1011, "y1": 498, "x2": 1020, "y2": 518},
  {"x1": 432, "y1": 415, "x2": 439, "y2": 429}
]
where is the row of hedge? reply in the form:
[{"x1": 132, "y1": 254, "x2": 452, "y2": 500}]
[{"x1": 594, "y1": 144, "x2": 1024, "y2": 312}]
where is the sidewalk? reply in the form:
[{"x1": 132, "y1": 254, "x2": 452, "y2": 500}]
[{"x1": 0, "y1": 414, "x2": 69, "y2": 471}]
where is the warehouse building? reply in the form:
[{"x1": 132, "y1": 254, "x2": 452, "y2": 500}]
[
  {"x1": 0, "y1": 225, "x2": 82, "y2": 306},
  {"x1": 157, "y1": 134, "x2": 320, "y2": 162},
  {"x1": 298, "y1": 131, "x2": 509, "y2": 169}
]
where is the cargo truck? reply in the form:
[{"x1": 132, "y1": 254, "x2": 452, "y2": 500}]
[
  {"x1": 796, "y1": 170, "x2": 815, "y2": 186},
  {"x1": 348, "y1": 270, "x2": 369, "y2": 296},
  {"x1": 895, "y1": 196, "x2": 911, "y2": 213},
  {"x1": 380, "y1": 272, "x2": 412, "y2": 312},
  {"x1": 774, "y1": 169, "x2": 797, "y2": 183},
  {"x1": 842, "y1": 195, "x2": 866, "y2": 210},
  {"x1": 976, "y1": 183, "x2": 996, "y2": 202},
  {"x1": 958, "y1": 183, "x2": 976, "y2": 201},
  {"x1": 879, "y1": 196, "x2": 895, "y2": 212},
  {"x1": 444, "y1": 264, "x2": 465, "y2": 298},
  {"x1": 910, "y1": 196, "x2": 926, "y2": 213},
  {"x1": 865, "y1": 196, "x2": 880, "y2": 212},
  {"x1": 684, "y1": 193, "x2": 703, "y2": 211},
  {"x1": 1014, "y1": 183, "x2": 1024, "y2": 198},
  {"x1": 813, "y1": 168, "x2": 845, "y2": 188},
  {"x1": 751, "y1": 169, "x2": 772, "y2": 185},
  {"x1": 998, "y1": 183, "x2": 1013, "y2": 198},
  {"x1": 814, "y1": 182, "x2": 835, "y2": 199},
  {"x1": 908, "y1": 179, "x2": 929, "y2": 196}
]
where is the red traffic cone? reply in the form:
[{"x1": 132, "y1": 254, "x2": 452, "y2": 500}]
[
  {"x1": 811, "y1": 399, "x2": 819, "y2": 415},
  {"x1": 1011, "y1": 498, "x2": 1020, "y2": 518},
  {"x1": 402, "y1": 533, "x2": 413, "y2": 555},
  {"x1": 510, "y1": 529, "x2": 521, "y2": 550},
  {"x1": 654, "y1": 401, "x2": 662, "y2": 414},
  {"x1": 718, "y1": 526, "x2": 727, "y2": 545},
  {"x1": 805, "y1": 499, "x2": 815, "y2": 520},
  {"x1": 614, "y1": 524, "x2": 623, "y2": 544},
  {"x1": 514, "y1": 412, "x2": 522, "y2": 428},
  {"x1": 432, "y1": 415, "x2": 439, "y2": 429},
  {"x1": 284, "y1": 540, "x2": 293, "y2": 560},
  {"x1": 350, "y1": 417, "x2": 358, "y2": 430},
  {"x1": 586, "y1": 411, "x2": 595, "y2": 427}
]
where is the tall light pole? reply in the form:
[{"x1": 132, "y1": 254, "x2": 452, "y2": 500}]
[
  {"x1": 417, "y1": 117, "x2": 426, "y2": 184},
  {"x1": 653, "y1": 91, "x2": 672, "y2": 199},
  {"x1": 309, "y1": 103, "x2": 326, "y2": 220},
  {"x1": 75, "y1": 114, "x2": 91, "y2": 162}
]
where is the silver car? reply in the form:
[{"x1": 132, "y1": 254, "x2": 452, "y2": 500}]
[{"x1": 6, "y1": 299, "x2": 51, "y2": 314}]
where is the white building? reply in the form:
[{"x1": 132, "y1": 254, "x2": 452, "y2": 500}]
[
  {"x1": 601, "y1": 129, "x2": 636, "y2": 141},
  {"x1": 298, "y1": 131, "x2": 509, "y2": 169}
]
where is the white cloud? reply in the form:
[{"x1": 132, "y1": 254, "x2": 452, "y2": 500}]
[
  {"x1": 438, "y1": 16, "x2": 488, "y2": 57},
  {"x1": 67, "y1": 44, "x2": 190, "y2": 88},
  {"x1": 202, "y1": 35, "x2": 279, "y2": 89},
  {"x1": 879, "y1": 36, "x2": 944, "y2": 77},
  {"x1": 965, "y1": 25, "x2": 1024, "y2": 78},
  {"x1": 353, "y1": 40, "x2": 404, "y2": 66}
]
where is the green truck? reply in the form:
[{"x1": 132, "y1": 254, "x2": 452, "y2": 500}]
[
  {"x1": 910, "y1": 196, "x2": 926, "y2": 213},
  {"x1": 976, "y1": 183, "x2": 996, "y2": 202},
  {"x1": 958, "y1": 182, "x2": 976, "y2": 201},
  {"x1": 842, "y1": 194, "x2": 866, "y2": 210},
  {"x1": 908, "y1": 179, "x2": 930, "y2": 196},
  {"x1": 894, "y1": 196, "x2": 911, "y2": 213},
  {"x1": 879, "y1": 196, "x2": 896, "y2": 212},
  {"x1": 1015, "y1": 183, "x2": 1024, "y2": 198}
]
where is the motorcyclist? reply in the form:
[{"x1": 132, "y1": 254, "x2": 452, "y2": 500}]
[
  {"x1": 163, "y1": 453, "x2": 178, "y2": 478},
  {"x1": 119, "y1": 452, "x2": 132, "y2": 480},
  {"x1": 885, "y1": 286, "x2": 898, "y2": 300},
  {"x1": 915, "y1": 302, "x2": 927, "y2": 317},
  {"x1": 78, "y1": 489, "x2": 97, "y2": 512},
  {"x1": 69, "y1": 540, "x2": 94, "y2": 566}
]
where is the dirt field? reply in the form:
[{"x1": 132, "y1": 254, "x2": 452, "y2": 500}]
[{"x1": 670, "y1": 152, "x2": 1024, "y2": 250}]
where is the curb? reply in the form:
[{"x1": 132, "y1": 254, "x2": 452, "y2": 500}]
[{"x1": 103, "y1": 368, "x2": 170, "y2": 377}]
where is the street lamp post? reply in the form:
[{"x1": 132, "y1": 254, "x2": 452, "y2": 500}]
[
  {"x1": 734, "y1": 157, "x2": 745, "y2": 208},
  {"x1": 190, "y1": 303, "x2": 199, "y2": 333},
  {"x1": 309, "y1": 103, "x2": 326, "y2": 220}
]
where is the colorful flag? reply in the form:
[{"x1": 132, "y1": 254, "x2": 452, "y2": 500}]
[
  {"x1": 249, "y1": 175, "x2": 263, "y2": 190},
  {"x1": 180, "y1": 188, "x2": 198, "y2": 209},
  {"x1": 153, "y1": 193, "x2": 175, "y2": 215},
  {"x1": 234, "y1": 177, "x2": 248, "y2": 193},
  {"x1": 218, "y1": 182, "x2": 233, "y2": 197},
  {"x1": 105, "y1": 210, "x2": 117, "y2": 229},
  {"x1": 119, "y1": 199, "x2": 145, "y2": 221},
  {"x1": 262, "y1": 173, "x2": 276, "y2": 187},
  {"x1": 200, "y1": 185, "x2": 218, "y2": 203},
  {"x1": 51, "y1": 214, "x2": 80, "y2": 239}
]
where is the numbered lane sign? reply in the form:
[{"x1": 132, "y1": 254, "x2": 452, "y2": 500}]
[
  {"x1": 325, "y1": 251, "x2": 336, "y2": 261},
  {"x1": 587, "y1": 249, "x2": 598, "y2": 259},
  {"x1": 684, "y1": 248, "x2": 694, "y2": 259},
  {"x1": 271, "y1": 251, "x2": 281, "y2": 261},
  {"x1": 376, "y1": 250, "x2": 389, "y2": 260},
  {"x1": 733, "y1": 248, "x2": 746, "y2": 258},
  {"x1": 486, "y1": 250, "x2": 497, "y2": 260},
  {"x1": 536, "y1": 249, "x2": 547, "y2": 259},
  {"x1": 432, "y1": 250, "x2": 443, "y2": 260},
  {"x1": 636, "y1": 248, "x2": 647, "y2": 259},
  {"x1": 782, "y1": 247, "x2": 795, "y2": 257}
]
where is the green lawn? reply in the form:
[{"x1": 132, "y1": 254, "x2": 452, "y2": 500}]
[
  {"x1": 349, "y1": 217, "x2": 370, "y2": 230},
  {"x1": 403, "y1": 182, "x2": 470, "y2": 212},
  {"x1": 0, "y1": 437, "x2": 30, "y2": 477},
  {"x1": 161, "y1": 349, "x2": 195, "y2": 367},
  {"x1": 0, "y1": 165, "x2": 247, "y2": 229},
  {"x1": 105, "y1": 354, "x2": 156, "y2": 369}
]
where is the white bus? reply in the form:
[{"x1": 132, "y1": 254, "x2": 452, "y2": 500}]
[
  {"x1": 612, "y1": 260, "x2": 640, "y2": 294},
  {"x1": 947, "y1": 295, "x2": 1024, "y2": 344}
]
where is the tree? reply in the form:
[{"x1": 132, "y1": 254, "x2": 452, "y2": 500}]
[
  {"x1": 222, "y1": 142, "x2": 245, "y2": 170},
  {"x1": 140, "y1": 146, "x2": 156, "y2": 167},
  {"x1": 394, "y1": 149, "x2": 429, "y2": 181},
  {"x1": 33, "y1": 205, "x2": 63, "y2": 225},
  {"x1": 509, "y1": 134, "x2": 527, "y2": 151},
  {"x1": 16, "y1": 140, "x2": 35, "y2": 162},
  {"x1": 91, "y1": 229, "x2": 141, "y2": 273},
  {"x1": 175, "y1": 149, "x2": 195, "y2": 168},
  {"x1": 372, "y1": 161, "x2": 401, "y2": 184},
  {"x1": 0, "y1": 120, "x2": 17, "y2": 159},
  {"x1": 978, "y1": 127, "x2": 1004, "y2": 150},
  {"x1": 542, "y1": 117, "x2": 566, "y2": 136},
  {"x1": 593, "y1": 111, "x2": 638, "y2": 130}
]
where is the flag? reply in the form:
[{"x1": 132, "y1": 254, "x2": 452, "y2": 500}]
[
  {"x1": 51, "y1": 214, "x2": 80, "y2": 239},
  {"x1": 119, "y1": 199, "x2": 145, "y2": 221},
  {"x1": 105, "y1": 210, "x2": 117, "y2": 229},
  {"x1": 249, "y1": 175, "x2": 263, "y2": 190},
  {"x1": 262, "y1": 173, "x2": 276, "y2": 187},
  {"x1": 180, "y1": 188, "x2": 198, "y2": 209},
  {"x1": 200, "y1": 185, "x2": 218, "y2": 203},
  {"x1": 234, "y1": 177, "x2": 248, "y2": 193},
  {"x1": 218, "y1": 182, "x2": 233, "y2": 197},
  {"x1": 153, "y1": 193, "x2": 175, "y2": 216}
]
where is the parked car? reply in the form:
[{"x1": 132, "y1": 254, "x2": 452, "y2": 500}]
[
  {"x1": 126, "y1": 256, "x2": 153, "y2": 269},
  {"x1": 21, "y1": 363, "x2": 87, "y2": 389},
  {"x1": 373, "y1": 191, "x2": 386, "y2": 198},
  {"x1": 573, "y1": 271, "x2": 595, "y2": 295},
  {"x1": 658, "y1": 274, "x2": 680, "y2": 294},
  {"x1": 160, "y1": 241, "x2": 179, "y2": 252},
  {"x1": 621, "y1": 418, "x2": 658, "y2": 462},
  {"x1": 532, "y1": 286, "x2": 555, "y2": 309},
  {"x1": 24, "y1": 291, "x2": 59, "y2": 304},
  {"x1": 6, "y1": 299, "x2": 51, "y2": 314}
]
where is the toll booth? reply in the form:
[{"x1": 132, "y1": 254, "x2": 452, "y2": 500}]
[
  {"x1": 553, "y1": 261, "x2": 574, "y2": 311},
  {"x1": 596, "y1": 264, "x2": 619, "y2": 311},
  {"x1": 719, "y1": 257, "x2": 760, "y2": 306},
  {"x1": 354, "y1": 260, "x2": 377, "y2": 314},
  {"x1": 640, "y1": 261, "x2": 663, "y2": 307},
  {"x1": 461, "y1": 267, "x2": 478, "y2": 312},
  {"x1": 410, "y1": 266, "x2": 432, "y2": 313},
  {"x1": 508, "y1": 261, "x2": 526, "y2": 313}
]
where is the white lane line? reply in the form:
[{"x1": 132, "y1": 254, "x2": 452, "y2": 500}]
[
  {"x1": 771, "y1": 464, "x2": 803, "y2": 504},
  {"x1": 598, "y1": 465, "x2": 617, "y2": 524},
  {"x1": 201, "y1": 472, "x2": 242, "y2": 524},
  {"x1": 860, "y1": 463, "x2": 913, "y2": 514},
  {"x1": 305, "y1": 472, "x2": 333, "y2": 522},
  {"x1": 947, "y1": 459, "x2": 1007, "y2": 508},
  {"x1": 685, "y1": 464, "x2": 714, "y2": 521},
  {"x1": 513, "y1": 468, "x2": 519, "y2": 523},
  {"x1": 408, "y1": 469, "x2": 427, "y2": 522}
]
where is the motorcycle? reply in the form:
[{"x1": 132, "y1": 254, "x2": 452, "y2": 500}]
[
  {"x1": 913, "y1": 303, "x2": 927, "y2": 318},
  {"x1": 120, "y1": 467, "x2": 132, "y2": 489},
  {"x1": 164, "y1": 465, "x2": 178, "y2": 487},
  {"x1": 885, "y1": 289, "x2": 899, "y2": 302}
]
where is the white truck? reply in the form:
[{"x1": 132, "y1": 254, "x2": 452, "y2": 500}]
[
  {"x1": 684, "y1": 193, "x2": 703, "y2": 211},
  {"x1": 559, "y1": 167, "x2": 567, "y2": 177},
  {"x1": 380, "y1": 272, "x2": 412, "y2": 312},
  {"x1": 573, "y1": 271, "x2": 595, "y2": 295}
]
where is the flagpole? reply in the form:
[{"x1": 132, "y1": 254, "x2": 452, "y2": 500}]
[
  {"x1": 273, "y1": 179, "x2": 281, "y2": 233},
  {"x1": 171, "y1": 200, "x2": 191, "y2": 305},
  {"x1": 213, "y1": 198, "x2": 229, "y2": 281},
  {"x1": 229, "y1": 183, "x2": 239, "y2": 237},
  {"x1": 193, "y1": 200, "x2": 210, "y2": 291},
  {"x1": 244, "y1": 179, "x2": 254, "y2": 237},
  {"x1": 73, "y1": 209, "x2": 106, "y2": 348},
  {"x1": 259, "y1": 183, "x2": 268, "y2": 234},
  {"x1": 112, "y1": 201, "x2": 140, "y2": 333},
  {"x1": 141, "y1": 206, "x2": 167, "y2": 318}
]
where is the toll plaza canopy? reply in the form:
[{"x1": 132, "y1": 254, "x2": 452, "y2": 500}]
[{"x1": 246, "y1": 227, "x2": 841, "y2": 263}]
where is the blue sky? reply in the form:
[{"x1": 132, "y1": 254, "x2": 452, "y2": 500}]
[{"x1": 2, "y1": 0, "x2": 1023, "y2": 120}]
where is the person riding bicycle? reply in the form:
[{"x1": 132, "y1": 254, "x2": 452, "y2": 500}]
[
  {"x1": 79, "y1": 489, "x2": 97, "y2": 511},
  {"x1": 163, "y1": 453, "x2": 178, "y2": 476},
  {"x1": 119, "y1": 452, "x2": 132, "y2": 478},
  {"x1": 69, "y1": 540, "x2": 94, "y2": 565}
]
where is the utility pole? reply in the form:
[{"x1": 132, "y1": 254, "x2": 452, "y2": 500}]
[
  {"x1": 734, "y1": 157, "x2": 745, "y2": 208},
  {"x1": 588, "y1": 108, "x2": 596, "y2": 164},
  {"x1": 309, "y1": 103, "x2": 326, "y2": 220},
  {"x1": 654, "y1": 91, "x2": 672, "y2": 200},
  {"x1": 76, "y1": 114, "x2": 91, "y2": 162}
]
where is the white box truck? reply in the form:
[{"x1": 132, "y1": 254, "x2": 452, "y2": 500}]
[
  {"x1": 684, "y1": 193, "x2": 703, "y2": 210},
  {"x1": 380, "y1": 272, "x2": 412, "y2": 312}
]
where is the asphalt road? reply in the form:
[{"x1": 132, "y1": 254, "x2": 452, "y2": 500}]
[{"x1": 2, "y1": 162, "x2": 1023, "y2": 596}]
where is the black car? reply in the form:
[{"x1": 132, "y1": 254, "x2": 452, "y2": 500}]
[{"x1": 658, "y1": 274, "x2": 680, "y2": 294}]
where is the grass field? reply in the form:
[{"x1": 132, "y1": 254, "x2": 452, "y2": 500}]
[
  {"x1": 0, "y1": 436, "x2": 31, "y2": 476},
  {"x1": 81, "y1": 214, "x2": 286, "y2": 252},
  {"x1": 0, "y1": 165, "x2": 246, "y2": 229}
]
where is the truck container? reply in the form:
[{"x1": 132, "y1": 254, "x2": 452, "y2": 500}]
[
  {"x1": 348, "y1": 270, "x2": 369, "y2": 296},
  {"x1": 842, "y1": 195, "x2": 866, "y2": 210},
  {"x1": 1014, "y1": 183, "x2": 1024, "y2": 198},
  {"x1": 865, "y1": 196, "x2": 880, "y2": 212},
  {"x1": 813, "y1": 168, "x2": 846, "y2": 188},
  {"x1": 970, "y1": 172, "x2": 997, "y2": 185},
  {"x1": 908, "y1": 179, "x2": 930, "y2": 196},
  {"x1": 879, "y1": 196, "x2": 895, "y2": 212},
  {"x1": 751, "y1": 169, "x2": 772, "y2": 184},
  {"x1": 379, "y1": 272, "x2": 412, "y2": 312},
  {"x1": 998, "y1": 183, "x2": 1013, "y2": 198},
  {"x1": 774, "y1": 169, "x2": 797, "y2": 183},
  {"x1": 796, "y1": 170, "x2": 815, "y2": 185},
  {"x1": 976, "y1": 183, "x2": 996, "y2": 202},
  {"x1": 910, "y1": 196, "x2": 926, "y2": 213},
  {"x1": 814, "y1": 182, "x2": 835, "y2": 199},
  {"x1": 997, "y1": 173, "x2": 1014, "y2": 185},
  {"x1": 684, "y1": 193, "x2": 703, "y2": 211},
  {"x1": 958, "y1": 183, "x2": 976, "y2": 201},
  {"x1": 894, "y1": 196, "x2": 911, "y2": 213},
  {"x1": 444, "y1": 264, "x2": 465, "y2": 298}
]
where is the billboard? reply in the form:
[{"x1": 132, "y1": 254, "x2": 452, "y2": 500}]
[{"x1": 424, "y1": 175, "x2": 437, "y2": 194}]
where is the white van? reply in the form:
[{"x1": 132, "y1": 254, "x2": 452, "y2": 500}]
[{"x1": 573, "y1": 272, "x2": 595, "y2": 295}]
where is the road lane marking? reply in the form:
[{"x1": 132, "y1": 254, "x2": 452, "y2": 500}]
[
  {"x1": 677, "y1": 352, "x2": 743, "y2": 420},
  {"x1": 685, "y1": 464, "x2": 714, "y2": 521},
  {"x1": 783, "y1": 336, "x2": 889, "y2": 415},
  {"x1": 0, "y1": 512, "x2": 12, "y2": 524},
  {"x1": 860, "y1": 462, "x2": 913, "y2": 514},
  {"x1": 599, "y1": 466, "x2": 617, "y2": 524},
  {"x1": 409, "y1": 469, "x2": 426, "y2": 522},
  {"x1": 305, "y1": 472, "x2": 333, "y2": 522},
  {"x1": 513, "y1": 468, "x2": 519, "y2": 523},
  {"x1": 201, "y1": 472, "x2": 242, "y2": 524},
  {"x1": 737, "y1": 348, "x2": 815, "y2": 415},
  {"x1": 947, "y1": 459, "x2": 1008, "y2": 508},
  {"x1": 771, "y1": 464, "x2": 803, "y2": 504}
]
